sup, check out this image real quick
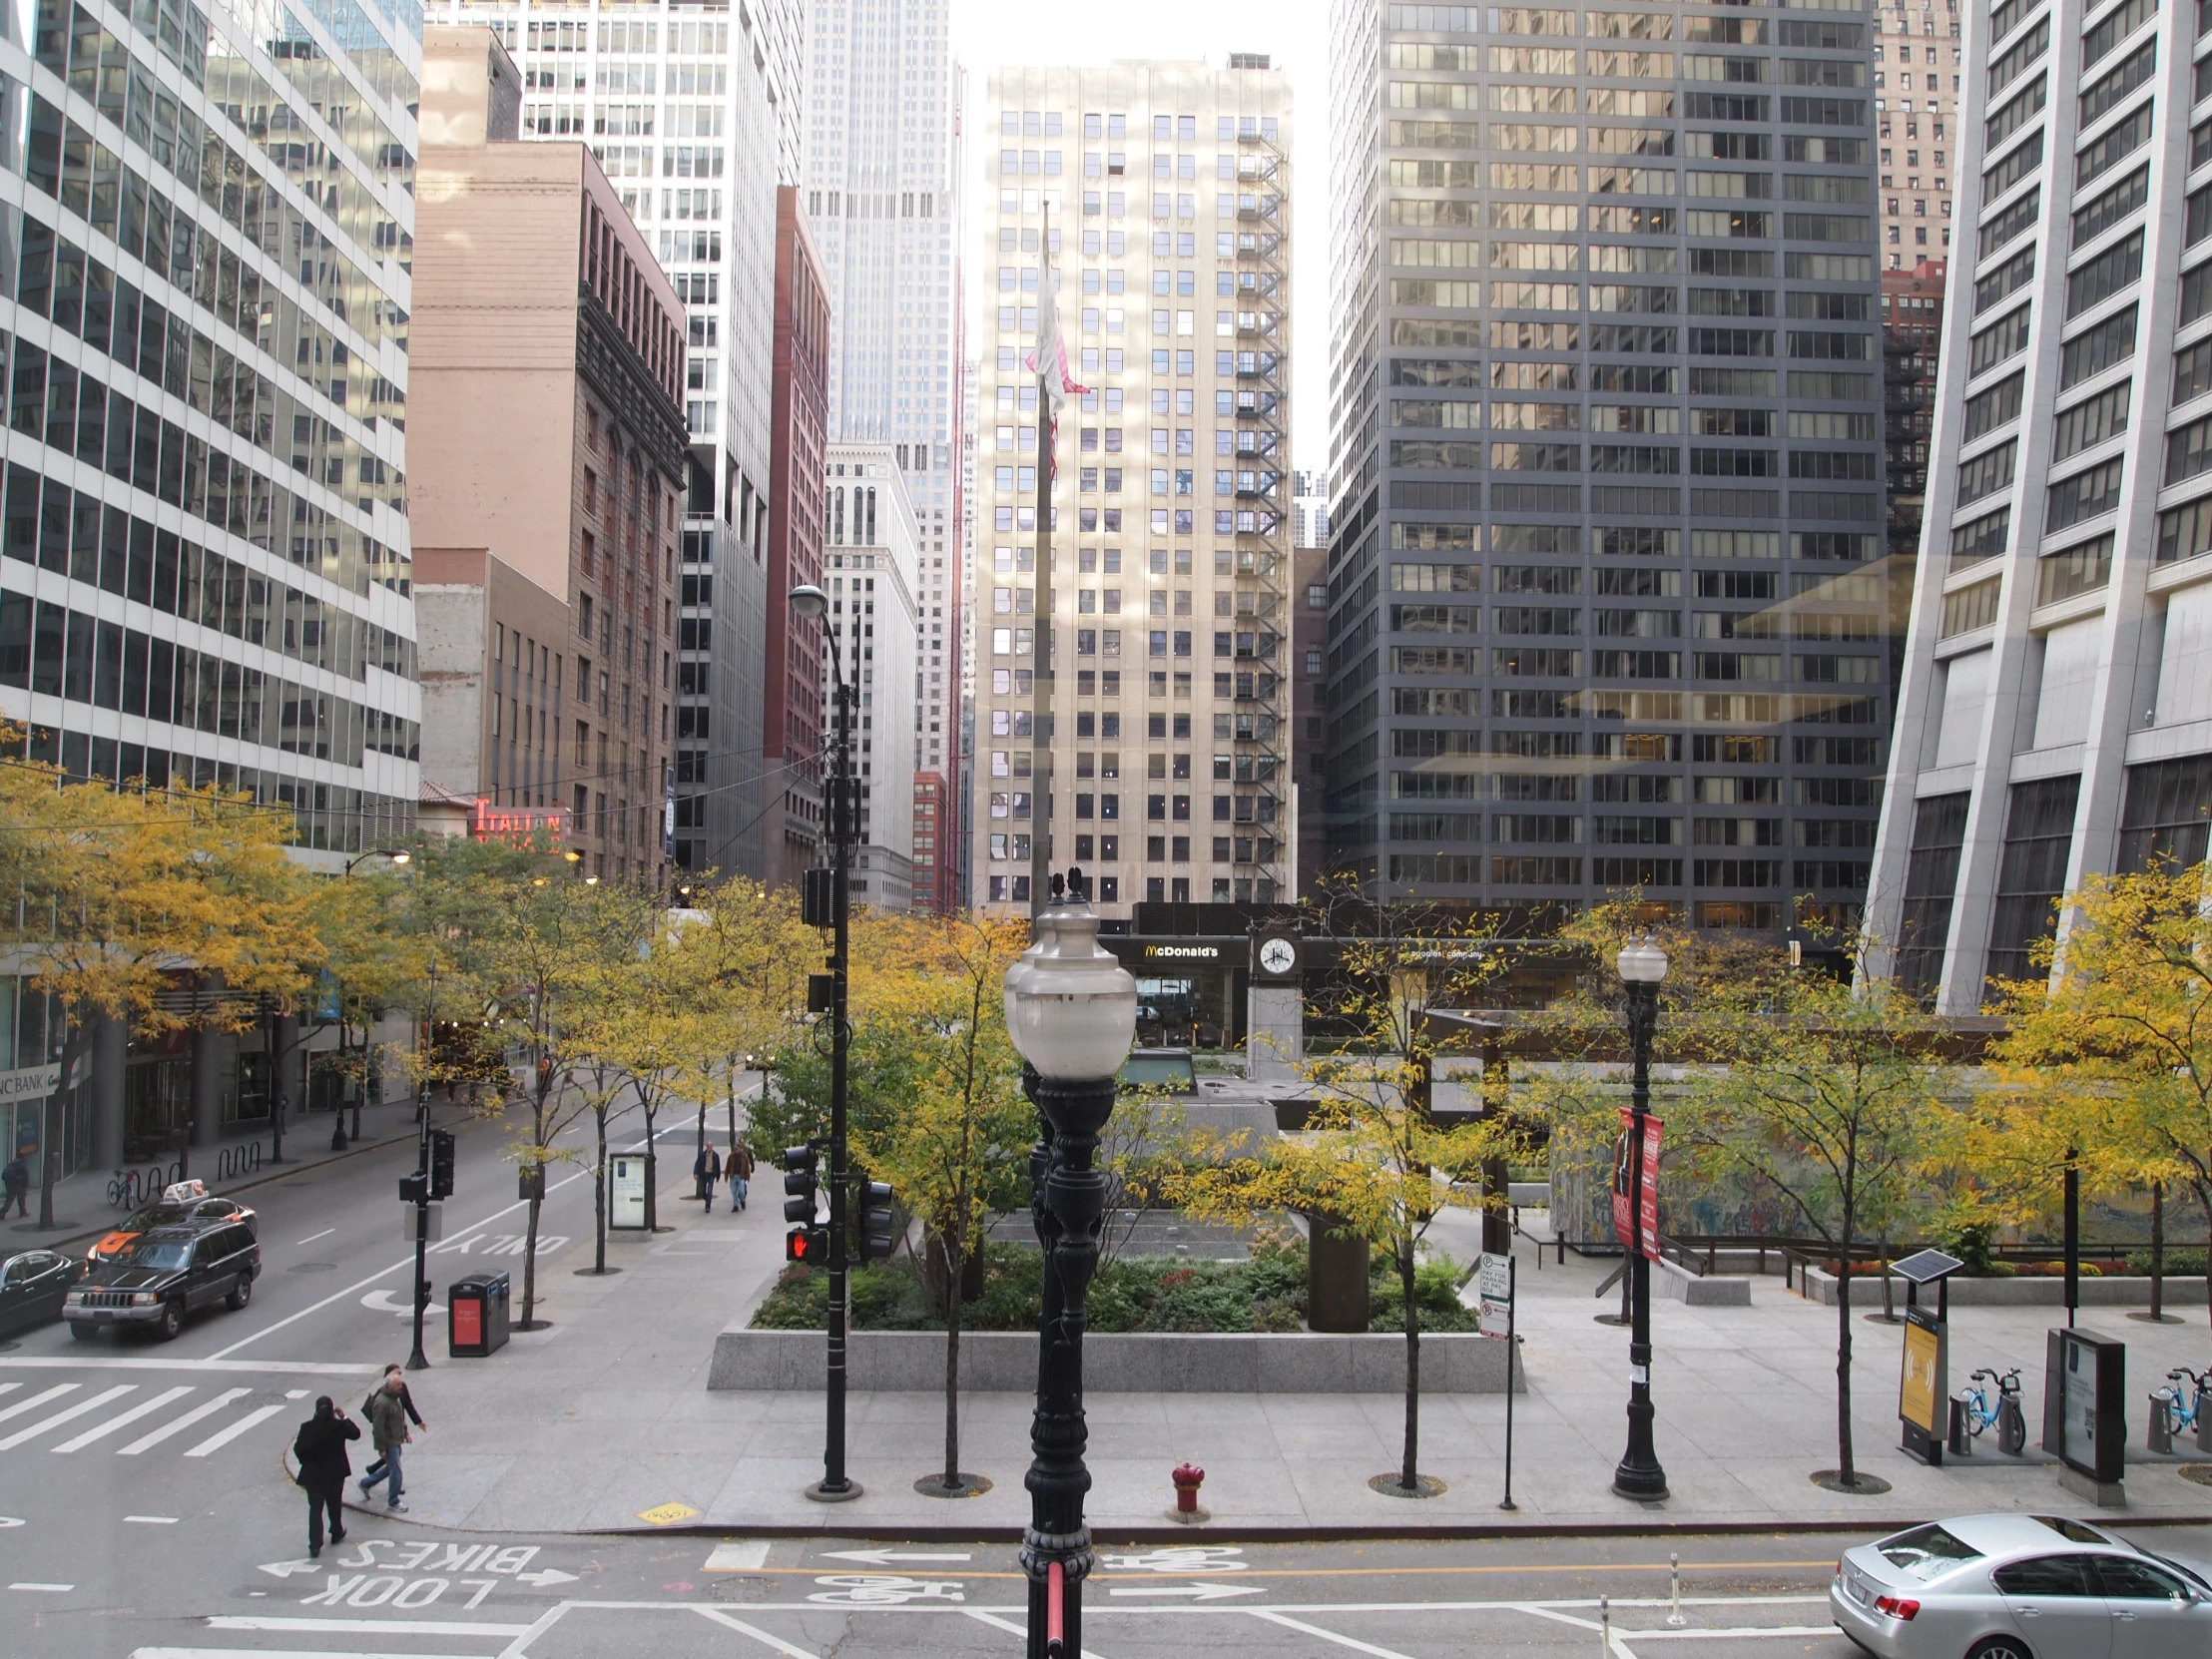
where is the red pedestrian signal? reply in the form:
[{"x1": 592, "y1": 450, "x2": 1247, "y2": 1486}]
[{"x1": 786, "y1": 1226, "x2": 830, "y2": 1263}]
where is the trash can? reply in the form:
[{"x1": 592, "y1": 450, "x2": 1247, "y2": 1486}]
[{"x1": 448, "y1": 1271, "x2": 511, "y2": 1358}]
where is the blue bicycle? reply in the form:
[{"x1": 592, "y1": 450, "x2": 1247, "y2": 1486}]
[
  {"x1": 1960, "y1": 1368, "x2": 2026, "y2": 1455},
  {"x1": 2150, "y1": 1367, "x2": 2210, "y2": 1453}
]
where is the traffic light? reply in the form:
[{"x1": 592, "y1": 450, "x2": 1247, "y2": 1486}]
[
  {"x1": 428, "y1": 1130, "x2": 456, "y2": 1201},
  {"x1": 857, "y1": 1181, "x2": 896, "y2": 1262},
  {"x1": 782, "y1": 1143, "x2": 820, "y2": 1225},
  {"x1": 782, "y1": 1144, "x2": 823, "y2": 1262}
]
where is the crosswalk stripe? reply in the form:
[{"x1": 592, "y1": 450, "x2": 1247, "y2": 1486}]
[
  {"x1": 182, "y1": 1402, "x2": 285, "y2": 1459},
  {"x1": 53, "y1": 1386, "x2": 196, "y2": 1453},
  {"x1": 117, "y1": 1388, "x2": 251, "y2": 1455},
  {"x1": 131, "y1": 1649, "x2": 499, "y2": 1658},
  {"x1": 0, "y1": 1384, "x2": 135, "y2": 1450},
  {"x1": 0, "y1": 1384, "x2": 77, "y2": 1425}
]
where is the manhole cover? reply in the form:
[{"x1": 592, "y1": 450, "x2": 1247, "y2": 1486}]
[{"x1": 288, "y1": 1262, "x2": 337, "y2": 1274}]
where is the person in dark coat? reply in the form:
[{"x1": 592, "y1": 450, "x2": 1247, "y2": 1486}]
[
  {"x1": 694, "y1": 1143, "x2": 722, "y2": 1212},
  {"x1": 293, "y1": 1395, "x2": 359, "y2": 1557},
  {"x1": 0, "y1": 1156, "x2": 28, "y2": 1220}
]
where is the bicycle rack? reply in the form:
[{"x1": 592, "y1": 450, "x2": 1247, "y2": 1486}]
[{"x1": 216, "y1": 1142, "x2": 264, "y2": 1182}]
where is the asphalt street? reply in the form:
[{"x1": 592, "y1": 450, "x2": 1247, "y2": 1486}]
[{"x1": 0, "y1": 1523, "x2": 2038, "y2": 1659}]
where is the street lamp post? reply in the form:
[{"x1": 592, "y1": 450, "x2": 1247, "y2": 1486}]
[
  {"x1": 1613, "y1": 932, "x2": 1669, "y2": 1502},
  {"x1": 789, "y1": 583, "x2": 859, "y2": 1502},
  {"x1": 1003, "y1": 868, "x2": 1138, "y2": 1659}
]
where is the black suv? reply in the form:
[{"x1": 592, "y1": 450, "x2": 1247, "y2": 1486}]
[{"x1": 64, "y1": 1219, "x2": 260, "y2": 1341}]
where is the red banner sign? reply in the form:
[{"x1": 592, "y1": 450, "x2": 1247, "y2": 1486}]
[{"x1": 1612, "y1": 1108, "x2": 1664, "y2": 1262}]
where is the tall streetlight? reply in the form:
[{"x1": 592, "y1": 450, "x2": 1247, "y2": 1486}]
[
  {"x1": 788, "y1": 582, "x2": 859, "y2": 1502},
  {"x1": 326, "y1": 849, "x2": 411, "y2": 1151},
  {"x1": 1613, "y1": 931, "x2": 1669, "y2": 1501},
  {"x1": 1003, "y1": 868, "x2": 1138, "y2": 1659}
]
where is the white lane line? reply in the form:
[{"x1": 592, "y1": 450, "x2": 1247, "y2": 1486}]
[
  {"x1": 1245, "y1": 1608, "x2": 1422, "y2": 1659},
  {"x1": 961, "y1": 1606, "x2": 1111, "y2": 1659},
  {"x1": 55, "y1": 1387, "x2": 197, "y2": 1453},
  {"x1": 0, "y1": 1358, "x2": 373, "y2": 1376},
  {"x1": 210, "y1": 1166, "x2": 592, "y2": 1360},
  {"x1": 117, "y1": 1387, "x2": 252, "y2": 1455},
  {"x1": 132, "y1": 1649, "x2": 496, "y2": 1658},
  {"x1": 11, "y1": 1582, "x2": 73, "y2": 1591},
  {"x1": 705, "y1": 1540, "x2": 771, "y2": 1571},
  {"x1": 691, "y1": 1605, "x2": 827, "y2": 1658},
  {"x1": 295, "y1": 1229, "x2": 336, "y2": 1245},
  {"x1": 1629, "y1": 1628, "x2": 1840, "y2": 1641},
  {"x1": 124, "y1": 1515, "x2": 178, "y2": 1524},
  {"x1": 0, "y1": 1383, "x2": 78, "y2": 1426},
  {"x1": 183, "y1": 1401, "x2": 287, "y2": 1457},
  {"x1": 495, "y1": 1602, "x2": 572, "y2": 1659},
  {"x1": 1510, "y1": 1603, "x2": 1605, "y2": 1633},
  {"x1": 207, "y1": 1616, "x2": 532, "y2": 1635},
  {"x1": 0, "y1": 1384, "x2": 135, "y2": 1449}
]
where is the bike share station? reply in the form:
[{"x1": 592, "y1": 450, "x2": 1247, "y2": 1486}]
[
  {"x1": 2047, "y1": 1326, "x2": 2129, "y2": 1506},
  {"x1": 1893, "y1": 1248, "x2": 1962, "y2": 1466}
]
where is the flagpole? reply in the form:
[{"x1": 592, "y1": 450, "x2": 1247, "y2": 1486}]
[{"x1": 1028, "y1": 204, "x2": 1054, "y2": 922}]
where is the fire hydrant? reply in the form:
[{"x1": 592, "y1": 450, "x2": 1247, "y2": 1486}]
[{"x1": 1172, "y1": 1461, "x2": 1206, "y2": 1520}]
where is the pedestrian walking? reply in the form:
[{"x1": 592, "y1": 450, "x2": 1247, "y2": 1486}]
[
  {"x1": 357, "y1": 1371, "x2": 416, "y2": 1513},
  {"x1": 731, "y1": 1139, "x2": 754, "y2": 1212},
  {"x1": 292, "y1": 1396, "x2": 359, "y2": 1557},
  {"x1": 694, "y1": 1143, "x2": 722, "y2": 1213},
  {"x1": 356, "y1": 1363, "x2": 424, "y2": 1489},
  {"x1": 0, "y1": 1155, "x2": 27, "y2": 1220}
]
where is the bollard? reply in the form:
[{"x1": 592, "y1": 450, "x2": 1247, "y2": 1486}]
[
  {"x1": 1598, "y1": 1594, "x2": 1612, "y2": 1657},
  {"x1": 1171, "y1": 1461, "x2": 1207, "y2": 1523},
  {"x1": 1667, "y1": 1552, "x2": 1686, "y2": 1626}
]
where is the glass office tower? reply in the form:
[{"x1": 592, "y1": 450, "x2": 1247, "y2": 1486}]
[{"x1": 1327, "y1": 0, "x2": 1892, "y2": 931}]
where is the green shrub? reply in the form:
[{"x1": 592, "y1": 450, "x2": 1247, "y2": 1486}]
[{"x1": 2124, "y1": 1247, "x2": 2210, "y2": 1277}]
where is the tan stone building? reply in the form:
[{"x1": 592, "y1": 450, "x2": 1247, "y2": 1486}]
[
  {"x1": 1875, "y1": 1, "x2": 1961, "y2": 269},
  {"x1": 410, "y1": 28, "x2": 690, "y2": 886}
]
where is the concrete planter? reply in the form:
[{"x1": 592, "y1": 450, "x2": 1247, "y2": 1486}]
[
  {"x1": 1795, "y1": 1264, "x2": 2211, "y2": 1308},
  {"x1": 709, "y1": 1327, "x2": 1525, "y2": 1393}
]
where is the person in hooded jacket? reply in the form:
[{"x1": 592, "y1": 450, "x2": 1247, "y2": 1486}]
[{"x1": 292, "y1": 1395, "x2": 359, "y2": 1557}]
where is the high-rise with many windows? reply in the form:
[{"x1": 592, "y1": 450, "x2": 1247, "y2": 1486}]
[
  {"x1": 1874, "y1": 0, "x2": 1962, "y2": 265},
  {"x1": 435, "y1": 0, "x2": 804, "y2": 882},
  {"x1": 1866, "y1": 0, "x2": 2212, "y2": 1006},
  {"x1": 802, "y1": 0, "x2": 963, "y2": 906},
  {"x1": 0, "y1": 0, "x2": 421, "y2": 848},
  {"x1": 971, "y1": 58, "x2": 1292, "y2": 913},
  {"x1": 1325, "y1": 0, "x2": 1892, "y2": 929}
]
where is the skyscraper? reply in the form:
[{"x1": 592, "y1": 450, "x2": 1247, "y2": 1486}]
[
  {"x1": 0, "y1": 0, "x2": 421, "y2": 848},
  {"x1": 435, "y1": 0, "x2": 805, "y2": 882},
  {"x1": 824, "y1": 441, "x2": 919, "y2": 910},
  {"x1": 802, "y1": 0, "x2": 964, "y2": 903},
  {"x1": 1873, "y1": 0, "x2": 1960, "y2": 268},
  {"x1": 1866, "y1": 0, "x2": 2202, "y2": 1008},
  {"x1": 1325, "y1": 0, "x2": 1892, "y2": 929},
  {"x1": 971, "y1": 58, "x2": 1293, "y2": 913}
]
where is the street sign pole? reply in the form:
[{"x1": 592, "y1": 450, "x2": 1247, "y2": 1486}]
[{"x1": 1500, "y1": 1254, "x2": 1518, "y2": 1511}]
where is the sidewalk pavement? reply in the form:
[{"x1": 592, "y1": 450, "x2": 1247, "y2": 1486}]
[
  {"x1": 325, "y1": 1181, "x2": 2212, "y2": 1540},
  {"x1": 16, "y1": 1098, "x2": 431, "y2": 1251}
]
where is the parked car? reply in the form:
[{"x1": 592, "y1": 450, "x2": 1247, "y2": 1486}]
[
  {"x1": 1832, "y1": 1511, "x2": 2212, "y2": 1658},
  {"x1": 0, "y1": 1250, "x2": 78, "y2": 1335},
  {"x1": 87, "y1": 1181, "x2": 257, "y2": 1268},
  {"x1": 64, "y1": 1218, "x2": 261, "y2": 1342}
]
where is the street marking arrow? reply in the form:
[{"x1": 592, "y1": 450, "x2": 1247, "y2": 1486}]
[
  {"x1": 359, "y1": 1290, "x2": 442, "y2": 1318},
  {"x1": 1108, "y1": 1582, "x2": 1265, "y2": 1600},
  {"x1": 514, "y1": 1568, "x2": 579, "y2": 1586},
  {"x1": 256, "y1": 1559, "x2": 323, "y2": 1579},
  {"x1": 820, "y1": 1548, "x2": 973, "y2": 1565}
]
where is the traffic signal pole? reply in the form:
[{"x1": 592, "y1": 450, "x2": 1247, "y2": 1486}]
[
  {"x1": 811, "y1": 651, "x2": 857, "y2": 1502},
  {"x1": 406, "y1": 1100, "x2": 431, "y2": 1372}
]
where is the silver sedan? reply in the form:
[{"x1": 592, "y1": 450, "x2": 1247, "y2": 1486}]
[{"x1": 1831, "y1": 1511, "x2": 2212, "y2": 1658}]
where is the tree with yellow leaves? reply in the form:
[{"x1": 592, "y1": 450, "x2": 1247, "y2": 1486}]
[
  {"x1": 1168, "y1": 905, "x2": 1523, "y2": 1496},
  {"x1": 848, "y1": 913, "x2": 1033, "y2": 1497},
  {"x1": 0, "y1": 757, "x2": 316, "y2": 1221},
  {"x1": 1983, "y1": 860, "x2": 2212, "y2": 1334}
]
